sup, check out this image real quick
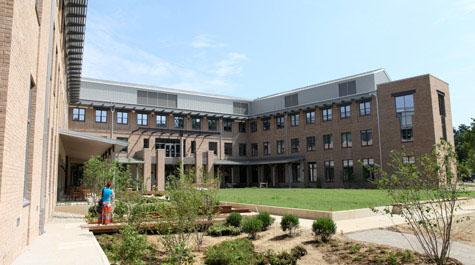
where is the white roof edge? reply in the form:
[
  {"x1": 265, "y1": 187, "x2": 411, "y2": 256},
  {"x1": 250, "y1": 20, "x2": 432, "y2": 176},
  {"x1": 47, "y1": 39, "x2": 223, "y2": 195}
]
[{"x1": 59, "y1": 129, "x2": 128, "y2": 147}]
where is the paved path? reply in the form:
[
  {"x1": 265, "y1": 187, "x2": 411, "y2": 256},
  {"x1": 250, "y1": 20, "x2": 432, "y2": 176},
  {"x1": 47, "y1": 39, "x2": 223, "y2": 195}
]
[
  {"x1": 12, "y1": 212, "x2": 109, "y2": 265},
  {"x1": 347, "y1": 229, "x2": 475, "y2": 265}
]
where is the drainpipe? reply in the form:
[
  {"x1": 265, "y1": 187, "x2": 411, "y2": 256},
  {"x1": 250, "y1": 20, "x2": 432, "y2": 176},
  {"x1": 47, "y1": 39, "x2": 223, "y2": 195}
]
[
  {"x1": 110, "y1": 107, "x2": 115, "y2": 139},
  {"x1": 375, "y1": 93, "x2": 384, "y2": 171},
  {"x1": 39, "y1": 0, "x2": 56, "y2": 235}
]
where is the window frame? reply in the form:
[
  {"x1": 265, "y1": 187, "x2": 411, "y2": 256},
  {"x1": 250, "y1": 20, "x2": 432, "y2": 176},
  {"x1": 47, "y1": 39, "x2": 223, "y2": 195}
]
[
  {"x1": 290, "y1": 113, "x2": 300, "y2": 127},
  {"x1": 262, "y1": 118, "x2": 270, "y2": 131},
  {"x1": 137, "y1": 113, "x2": 148, "y2": 126},
  {"x1": 239, "y1": 122, "x2": 246, "y2": 133},
  {"x1": 250, "y1": 121, "x2": 257, "y2": 132},
  {"x1": 360, "y1": 129, "x2": 373, "y2": 146},
  {"x1": 324, "y1": 160, "x2": 335, "y2": 183},
  {"x1": 156, "y1": 114, "x2": 167, "y2": 128},
  {"x1": 191, "y1": 117, "x2": 201, "y2": 130},
  {"x1": 116, "y1": 111, "x2": 128, "y2": 125},
  {"x1": 308, "y1": 162, "x2": 317, "y2": 182},
  {"x1": 263, "y1": 142, "x2": 270, "y2": 156},
  {"x1": 95, "y1": 109, "x2": 107, "y2": 123},
  {"x1": 223, "y1": 119, "x2": 233, "y2": 132},
  {"x1": 290, "y1": 138, "x2": 300, "y2": 153},
  {"x1": 174, "y1": 116, "x2": 184, "y2": 129},
  {"x1": 208, "y1": 142, "x2": 218, "y2": 155},
  {"x1": 276, "y1": 115, "x2": 285, "y2": 128},
  {"x1": 224, "y1": 143, "x2": 233, "y2": 156},
  {"x1": 72, "y1": 107, "x2": 85, "y2": 121},
  {"x1": 359, "y1": 100, "x2": 371, "y2": 116},
  {"x1": 340, "y1": 104, "x2": 351, "y2": 119},
  {"x1": 251, "y1": 143, "x2": 258, "y2": 157},
  {"x1": 306, "y1": 136, "x2": 316, "y2": 151},
  {"x1": 276, "y1": 140, "x2": 285, "y2": 154},
  {"x1": 322, "y1": 107, "x2": 332, "y2": 121},
  {"x1": 341, "y1": 132, "x2": 352, "y2": 148},
  {"x1": 239, "y1": 143, "x2": 247, "y2": 156},
  {"x1": 342, "y1": 159, "x2": 354, "y2": 181},
  {"x1": 305, "y1": 111, "x2": 315, "y2": 124},
  {"x1": 323, "y1": 134, "x2": 333, "y2": 150}
]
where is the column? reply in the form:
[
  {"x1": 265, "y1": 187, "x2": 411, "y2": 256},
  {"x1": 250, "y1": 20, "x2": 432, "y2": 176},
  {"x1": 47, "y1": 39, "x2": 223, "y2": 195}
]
[
  {"x1": 143, "y1": 148, "x2": 152, "y2": 192},
  {"x1": 285, "y1": 163, "x2": 292, "y2": 188},
  {"x1": 156, "y1": 149, "x2": 165, "y2": 192},
  {"x1": 271, "y1": 165, "x2": 276, "y2": 187},
  {"x1": 258, "y1": 166, "x2": 263, "y2": 184},
  {"x1": 301, "y1": 160, "x2": 307, "y2": 187},
  {"x1": 195, "y1": 151, "x2": 203, "y2": 184},
  {"x1": 246, "y1": 165, "x2": 252, "y2": 186},
  {"x1": 207, "y1": 151, "x2": 215, "y2": 176}
]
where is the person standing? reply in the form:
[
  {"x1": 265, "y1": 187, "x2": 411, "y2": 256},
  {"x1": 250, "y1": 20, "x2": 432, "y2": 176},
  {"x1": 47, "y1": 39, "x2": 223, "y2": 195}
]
[{"x1": 98, "y1": 180, "x2": 114, "y2": 225}]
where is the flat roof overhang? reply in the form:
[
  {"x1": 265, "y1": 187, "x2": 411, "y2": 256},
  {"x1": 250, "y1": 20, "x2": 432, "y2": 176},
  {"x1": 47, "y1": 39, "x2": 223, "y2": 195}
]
[
  {"x1": 214, "y1": 156, "x2": 305, "y2": 166},
  {"x1": 59, "y1": 130, "x2": 127, "y2": 161}
]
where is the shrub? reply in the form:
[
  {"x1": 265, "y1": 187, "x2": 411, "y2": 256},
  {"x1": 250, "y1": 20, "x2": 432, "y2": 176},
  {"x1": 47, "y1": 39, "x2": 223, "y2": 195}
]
[
  {"x1": 312, "y1": 217, "x2": 336, "y2": 242},
  {"x1": 290, "y1": 245, "x2": 307, "y2": 259},
  {"x1": 241, "y1": 217, "x2": 263, "y2": 240},
  {"x1": 226, "y1": 212, "x2": 243, "y2": 227},
  {"x1": 111, "y1": 225, "x2": 150, "y2": 265},
  {"x1": 256, "y1": 245, "x2": 307, "y2": 265},
  {"x1": 256, "y1": 212, "x2": 274, "y2": 230},
  {"x1": 113, "y1": 199, "x2": 128, "y2": 218},
  {"x1": 280, "y1": 214, "x2": 299, "y2": 236},
  {"x1": 207, "y1": 224, "x2": 241, "y2": 237},
  {"x1": 204, "y1": 238, "x2": 255, "y2": 265}
]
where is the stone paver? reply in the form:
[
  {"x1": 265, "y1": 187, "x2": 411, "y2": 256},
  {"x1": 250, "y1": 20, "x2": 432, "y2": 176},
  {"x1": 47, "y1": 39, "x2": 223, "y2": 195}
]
[
  {"x1": 12, "y1": 212, "x2": 109, "y2": 265},
  {"x1": 347, "y1": 229, "x2": 475, "y2": 265}
]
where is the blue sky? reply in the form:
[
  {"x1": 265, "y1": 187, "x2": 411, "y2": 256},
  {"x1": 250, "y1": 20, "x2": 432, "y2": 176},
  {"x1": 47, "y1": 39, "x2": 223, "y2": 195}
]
[{"x1": 82, "y1": 0, "x2": 475, "y2": 126}]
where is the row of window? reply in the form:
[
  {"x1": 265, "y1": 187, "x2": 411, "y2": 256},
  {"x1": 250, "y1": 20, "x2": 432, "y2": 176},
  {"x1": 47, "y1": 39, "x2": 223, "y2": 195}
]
[{"x1": 72, "y1": 108, "x2": 234, "y2": 132}]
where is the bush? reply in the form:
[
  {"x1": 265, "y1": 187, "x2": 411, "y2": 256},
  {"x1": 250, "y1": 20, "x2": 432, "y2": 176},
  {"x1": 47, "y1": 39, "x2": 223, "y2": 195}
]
[
  {"x1": 111, "y1": 225, "x2": 150, "y2": 265},
  {"x1": 256, "y1": 245, "x2": 307, "y2": 265},
  {"x1": 280, "y1": 214, "x2": 299, "y2": 236},
  {"x1": 241, "y1": 217, "x2": 263, "y2": 240},
  {"x1": 312, "y1": 217, "x2": 336, "y2": 242},
  {"x1": 256, "y1": 212, "x2": 274, "y2": 230},
  {"x1": 226, "y1": 212, "x2": 243, "y2": 227},
  {"x1": 113, "y1": 200, "x2": 128, "y2": 218},
  {"x1": 207, "y1": 224, "x2": 241, "y2": 237},
  {"x1": 204, "y1": 238, "x2": 255, "y2": 265}
]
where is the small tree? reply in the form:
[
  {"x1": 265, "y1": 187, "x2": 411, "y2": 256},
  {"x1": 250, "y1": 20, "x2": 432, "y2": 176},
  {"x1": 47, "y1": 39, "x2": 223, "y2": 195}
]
[
  {"x1": 256, "y1": 212, "x2": 274, "y2": 231},
  {"x1": 241, "y1": 217, "x2": 263, "y2": 240},
  {"x1": 280, "y1": 214, "x2": 299, "y2": 236},
  {"x1": 111, "y1": 225, "x2": 150, "y2": 265},
  {"x1": 377, "y1": 141, "x2": 468, "y2": 265},
  {"x1": 312, "y1": 217, "x2": 336, "y2": 242},
  {"x1": 83, "y1": 156, "x2": 132, "y2": 196}
]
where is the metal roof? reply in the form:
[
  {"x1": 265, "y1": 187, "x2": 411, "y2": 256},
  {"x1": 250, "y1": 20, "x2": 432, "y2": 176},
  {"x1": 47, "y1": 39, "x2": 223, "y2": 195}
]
[{"x1": 64, "y1": 0, "x2": 88, "y2": 103}]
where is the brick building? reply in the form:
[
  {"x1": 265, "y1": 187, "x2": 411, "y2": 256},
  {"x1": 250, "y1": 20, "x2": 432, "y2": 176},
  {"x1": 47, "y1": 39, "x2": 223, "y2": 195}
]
[{"x1": 68, "y1": 69, "x2": 454, "y2": 192}]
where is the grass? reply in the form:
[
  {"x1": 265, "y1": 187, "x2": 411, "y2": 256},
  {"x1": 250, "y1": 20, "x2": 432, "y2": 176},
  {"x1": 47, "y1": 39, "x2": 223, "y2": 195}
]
[{"x1": 217, "y1": 188, "x2": 475, "y2": 211}]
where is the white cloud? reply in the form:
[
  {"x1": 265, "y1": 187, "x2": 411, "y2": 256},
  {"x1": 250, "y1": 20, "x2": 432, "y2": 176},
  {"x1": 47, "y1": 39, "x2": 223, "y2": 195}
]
[
  {"x1": 215, "y1": 52, "x2": 248, "y2": 77},
  {"x1": 190, "y1": 34, "x2": 224, "y2": 48}
]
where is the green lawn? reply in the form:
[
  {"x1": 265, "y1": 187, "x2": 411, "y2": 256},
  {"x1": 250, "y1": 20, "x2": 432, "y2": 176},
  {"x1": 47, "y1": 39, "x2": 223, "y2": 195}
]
[{"x1": 217, "y1": 188, "x2": 475, "y2": 211}]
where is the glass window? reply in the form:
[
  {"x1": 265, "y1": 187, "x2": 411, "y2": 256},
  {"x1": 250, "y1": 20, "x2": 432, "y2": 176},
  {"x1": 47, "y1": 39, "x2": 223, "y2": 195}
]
[
  {"x1": 208, "y1": 118, "x2": 217, "y2": 131},
  {"x1": 224, "y1": 143, "x2": 233, "y2": 156},
  {"x1": 290, "y1": 113, "x2": 300, "y2": 126},
  {"x1": 239, "y1": 143, "x2": 247, "y2": 156},
  {"x1": 292, "y1": 163, "x2": 302, "y2": 183},
  {"x1": 191, "y1": 141, "x2": 196, "y2": 154},
  {"x1": 395, "y1": 94, "x2": 414, "y2": 113},
  {"x1": 262, "y1": 118, "x2": 270, "y2": 131},
  {"x1": 137, "y1": 113, "x2": 148, "y2": 126},
  {"x1": 323, "y1": 134, "x2": 333, "y2": 150},
  {"x1": 359, "y1": 101, "x2": 371, "y2": 116},
  {"x1": 223, "y1": 119, "x2": 233, "y2": 132},
  {"x1": 174, "y1": 116, "x2": 184, "y2": 128},
  {"x1": 239, "y1": 122, "x2": 246, "y2": 133},
  {"x1": 362, "y1": 158, "x2": 375, "y2": 180},
  {"x1": 263, "y1": 142, "x2": 270, "y2": 156},
  {"x1": 342, "y1": 159, "x2": 354, "y2": 181},
  {"x1": 276, "y1": 140, "x2": 285, "y2": 154},
  {"x1": 291, "y1": 138, "x2": 300, "y2": 153},
  {"x1": 72, "y1": 108, "x2": 85, "y2": 121},
  {"x1": 95, "y1": 109, "x2": 107, "y2": 123},
  {"x1": 403, "y1": 156, "x2": 416, "y2": 164},
  {"x1": 308, "y1": 162, "x2": 317, "y2": 182},
  {"x1": 361, "y1": 129, "x2": 373, "y2": 146},
  {"x1": 117, "y1": 111, "x2": 128, "y2": 124},
  {"x1": 208, "y1": 142, "x2": 218, "y2": 155},
  {"x1": 156, "y1": 115, "x2": 167, "y2": 127},
  {"x1": 322, "y1": 107, "x2": 332, "y2": 121},
  {"x1": 340, "y1": 104, "x2": 351, "y2": 119},
  {"x1": 192, "y1": 117, "x2": 201, "y2": 130},
  {"x1": 251, "y1": 143, "x2": 258, "y2": 157},
  {"x1": 306, "y1": 111, "x2": 315, "y2": 124},
  {"x1": 341, "y1": 132, "x2": 352, "y2": 148},
  {"x1": 276, "y1": 115, "x2": 285, "y2": 128},
  {"x1": 324, "y1": 160, "x2": 334, "y2": 182},
  {"x1": 143, "y1": 138, "x2": 149, "y2": 148},
  {"x1": 250, "y1": 121, "x2": 257, "y2": 132},
  {"x1": 306, "y1": 136, "x2": 316, "y2": 151}
]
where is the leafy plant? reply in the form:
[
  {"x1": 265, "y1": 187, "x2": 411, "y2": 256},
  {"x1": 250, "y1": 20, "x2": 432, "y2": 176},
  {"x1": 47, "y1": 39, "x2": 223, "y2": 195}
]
[
  {"x1": 241, "y1": 217, "x2": 263, "y2": 240},
  {"x1": 312, "y1": 217, "x2": 336, "y2": 242},
  {"x1": 83, "y1": 156, "x2": 133, "y2": 195},
  {"x1": 255, "y1": 245, "x2": 307, "y2": 265},
  {"x1": 204, "y1": 238, "x2": 255, "y2": 265},
  {"x1": 207, "y1": 224, "x2": 241, "y2": 237},
  {"x1": 349, "y1": 243, "x2": 361, "y2": 254},
  {"x1": 110, "y1": 225, "x2": 150, "y2": 265},
  {"x1": 256, "y1": 212, "x2": 274, "y2": 230},
  {"x1": 226, "y1": 212, "x2": 243, "y2": 227},
  {"x1": 280, "y1": 214, "x2": 299, "y2": 236},
  {"x1": 114, "y1": 199, "x2": 128, "y2": 218}
]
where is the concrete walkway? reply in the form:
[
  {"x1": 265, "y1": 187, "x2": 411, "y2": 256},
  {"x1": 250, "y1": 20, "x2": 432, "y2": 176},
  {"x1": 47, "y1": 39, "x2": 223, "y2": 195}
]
[
  {"x1": 12, "y1": 212, "x2": 109, "y2": 265},
  {"x1": 347, "y1": 229, "x2": 475, "y2": 265}
]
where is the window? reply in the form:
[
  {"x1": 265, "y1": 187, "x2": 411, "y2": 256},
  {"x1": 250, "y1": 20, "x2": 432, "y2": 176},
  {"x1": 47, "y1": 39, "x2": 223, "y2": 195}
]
[
  {"x1": 285, "y1": 93, "x2": 298, "y2": 107},
  {"x1": 276, "y1": 140, "x2": 285, "y2": 154},
  {"x1": 251, "y1": 143, "x2": 258, "y2": 157},
  {"x1": 95, "y1": 109, "x2": 107, "y2": 123},
  {"x1": 156, "y1": 115, "x2": 167, "y2": 127},
  {"x1": 224, "y1": 143, "x2": 233, "y2": 156},
  {"x1": 262, "y1": 118, "x2": 270, "y2": 131},
  {"x1": 192, "y1": 117, "x2": 201, "y2": 130},
  {"x1": 223, "y1": 119, "x2": 233, "y2": 132},
  {"x1": 276, "y1": 115, "x2": 285, "y2": 128},
  {"x1": 341, "y1": 132, "x2": 352, "y2": 148},
  {"x1": 209, "y1": 142, "x2": 218, "y2": 155},
  {"x1": 340, "y1": 104, "x2": 351, "y2": 119},
  {"x1": 359, "y1": 101, "x2": 371, "y2": 116},
  {"x1": 117, "y1": 111, "x2": 128, "y2": 124},
  {"x1": 323, "y1": 134, "x2": 333, "y2": 150},
  {"x1": 306, "y1": 111, "x2": 315, "y2": 124},
  {"x1": 239, "y1": 143, "x2": 247, "y2": 156},
  {"x1": 174, "y1": 116, "x2": 184, "y2": 128},
  {"x1": 342, "y1": 160, "x2": 354, "y2": 181},
  {"x1": 338, "y1": 80, "x2": 356, "y2": 96},
  {"x1": 137, "y1": 113, "x2": 148, "y2": 126},
  {"x1": 308, "y1": 162, "x2": 317, "y2": 182},
  {"x1": 72, "y1": 108, "x2": 85, "y2": 121},
  {"x1": 362, "y1": 158, "x2": 375, "y2": 180},
  {"x1": 361, "y1": 129, "x2": 373, "y2": 146},
  {"x1": 438, "y1": 92, "x2": 447, "y2": 140},
  {"x1": 208, "y1": 118, "x2": 217, "y2": 131},
  {"x1": 395, "y1": 94, "x2": 414, "y2": 142},
  {"x1": 324, "y1": 160, "x2": 335, "y2": 182},
  {"x1": 239, "y1": 122, "x2": 246, "y2": 133},
  {"x1": 291, "y1": 138, "x2": 300, "y2": 153},
  {"x1": 290, "y1": 113, "x2": 300, "y2": 126},
  {"x1": 233, "y1": 101, "x2": 249, "y2": 115},
  {"x1": 143, "y1": 138, "x2": 149, "y2": 148},
  {"x1": 263, "y1": 142, "x2": 270, "y2": 156},
  {"x1": 250, "y1": 121, "x2": 257, "y2": 132},
  {"x1": 322, "y1": 107, "x2": 332, "y2": 121},
  {"x1": 403, "y1": 156, "x2": 416, "y2": 164},
  {"x1": 292, "y1": 163, "x2": 302, "y2": 183},
  {"x1": 306, "y1": 136, "x2": 316, "y2": 151},
  {"x1": 191, "y1": 141, "x2": 196, "y2": 154}
]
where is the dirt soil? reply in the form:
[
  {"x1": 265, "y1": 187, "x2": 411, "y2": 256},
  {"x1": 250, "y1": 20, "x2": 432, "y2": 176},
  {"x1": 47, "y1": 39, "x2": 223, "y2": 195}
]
[{"x1": 388, "y1": 214, "x2": 475, "y2": 246}]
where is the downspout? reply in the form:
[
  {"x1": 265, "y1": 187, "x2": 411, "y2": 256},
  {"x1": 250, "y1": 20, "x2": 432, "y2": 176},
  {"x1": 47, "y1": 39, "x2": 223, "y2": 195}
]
[
  {"x1": 39, "y1": 0, "x2": 56, "y2": 235},
  {"x1": 375, "y1": 92, "x2": 383, "y2": 171}
]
